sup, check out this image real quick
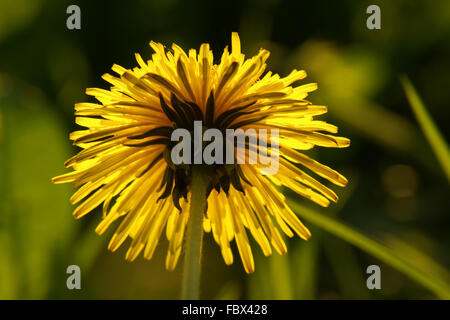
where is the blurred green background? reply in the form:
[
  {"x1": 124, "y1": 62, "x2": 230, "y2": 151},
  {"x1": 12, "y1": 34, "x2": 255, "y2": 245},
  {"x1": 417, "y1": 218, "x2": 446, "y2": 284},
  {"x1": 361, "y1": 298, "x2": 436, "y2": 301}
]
[{"x1": 0, "y1": 0, "x2": 449, "y2": 299}]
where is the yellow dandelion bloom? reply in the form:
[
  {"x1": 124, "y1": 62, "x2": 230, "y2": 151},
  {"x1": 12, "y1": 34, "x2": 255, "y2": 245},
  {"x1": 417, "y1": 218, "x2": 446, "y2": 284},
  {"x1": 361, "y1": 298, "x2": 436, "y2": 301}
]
[{"x1": 53, "y1": 33, "x2": 349, "y2": 273}]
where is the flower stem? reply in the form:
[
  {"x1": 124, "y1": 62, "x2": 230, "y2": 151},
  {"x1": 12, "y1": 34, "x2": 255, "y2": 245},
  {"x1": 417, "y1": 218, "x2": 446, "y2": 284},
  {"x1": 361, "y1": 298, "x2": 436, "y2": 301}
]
[{"x1": 181, "y1": 166, "x2": 208, "y2": 300}]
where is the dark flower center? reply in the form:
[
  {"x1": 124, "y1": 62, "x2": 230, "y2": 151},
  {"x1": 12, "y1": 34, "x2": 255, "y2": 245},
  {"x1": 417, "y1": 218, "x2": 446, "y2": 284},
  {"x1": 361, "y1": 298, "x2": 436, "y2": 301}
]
[{"x1": 126, "y1": 91, "x2": 265, "y2": 210}]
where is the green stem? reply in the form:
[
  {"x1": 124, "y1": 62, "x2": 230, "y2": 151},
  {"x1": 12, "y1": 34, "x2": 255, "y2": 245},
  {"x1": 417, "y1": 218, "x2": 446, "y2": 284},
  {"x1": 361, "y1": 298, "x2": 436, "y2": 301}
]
[{"x1": 181, "y1": 167, "x2": 208, "y2": 300}]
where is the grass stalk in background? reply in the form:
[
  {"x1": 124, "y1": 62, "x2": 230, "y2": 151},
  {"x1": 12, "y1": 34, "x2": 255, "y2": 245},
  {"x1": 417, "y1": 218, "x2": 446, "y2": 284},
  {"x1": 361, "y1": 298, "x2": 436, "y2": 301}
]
[
  {"x1": 400, "y1": 75, "x2": 450, "y2": 183},
  {"x1": 287, "y1": 199, "x2": 450, "y2": 299}
]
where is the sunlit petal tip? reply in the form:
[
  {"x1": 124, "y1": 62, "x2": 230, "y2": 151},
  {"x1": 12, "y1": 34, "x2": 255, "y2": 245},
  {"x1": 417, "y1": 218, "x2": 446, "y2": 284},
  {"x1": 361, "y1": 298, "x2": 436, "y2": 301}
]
[
  {"x1": 108, "y1": 235, "x2": 124, "y2": 252},
  {"x1": 244, "y1": 263, "x2": 255, "y2": 274},
  {"x1": 166, "y1": 250, "x2": 181, "y2": 271}
]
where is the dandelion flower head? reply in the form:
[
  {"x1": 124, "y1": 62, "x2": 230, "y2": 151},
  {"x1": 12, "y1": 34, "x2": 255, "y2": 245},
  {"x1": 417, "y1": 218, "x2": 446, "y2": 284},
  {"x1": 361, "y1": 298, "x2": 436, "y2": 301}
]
[{"x1": 53, "y1": 33, "x2": 349, "y2": 273}]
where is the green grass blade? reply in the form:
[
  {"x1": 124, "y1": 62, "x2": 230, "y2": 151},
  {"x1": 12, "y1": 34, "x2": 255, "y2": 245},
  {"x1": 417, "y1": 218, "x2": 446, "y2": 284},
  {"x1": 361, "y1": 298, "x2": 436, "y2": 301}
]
[
  {"x1": 400, "y1": 75, "x2": 450, "y2": 182},
  {"x1": 247, "y1": 245, "x2": 294, "y2": 299},
  {"x1": 323, "y1": 234, "x2": 371, "y2": 299},
  {"x1": 269, "y1": 249, "x2": 294, "y2": 299},
  {"x1": 292, "y1": 235, "x2": 319, "y2": 299},
  {"x1": 287, "y1": 199, "x2": 450, "y2": 299},
  {"x1": 248, "y1": 254, "x2": 272, "y2": 299}
]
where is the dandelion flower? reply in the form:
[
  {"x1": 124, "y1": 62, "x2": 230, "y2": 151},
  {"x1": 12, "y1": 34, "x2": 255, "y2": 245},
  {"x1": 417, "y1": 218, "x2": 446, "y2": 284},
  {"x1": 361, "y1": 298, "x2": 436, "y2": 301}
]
[{"x1": 53, "y1": 33, "x2": 349, "y2": 274}]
